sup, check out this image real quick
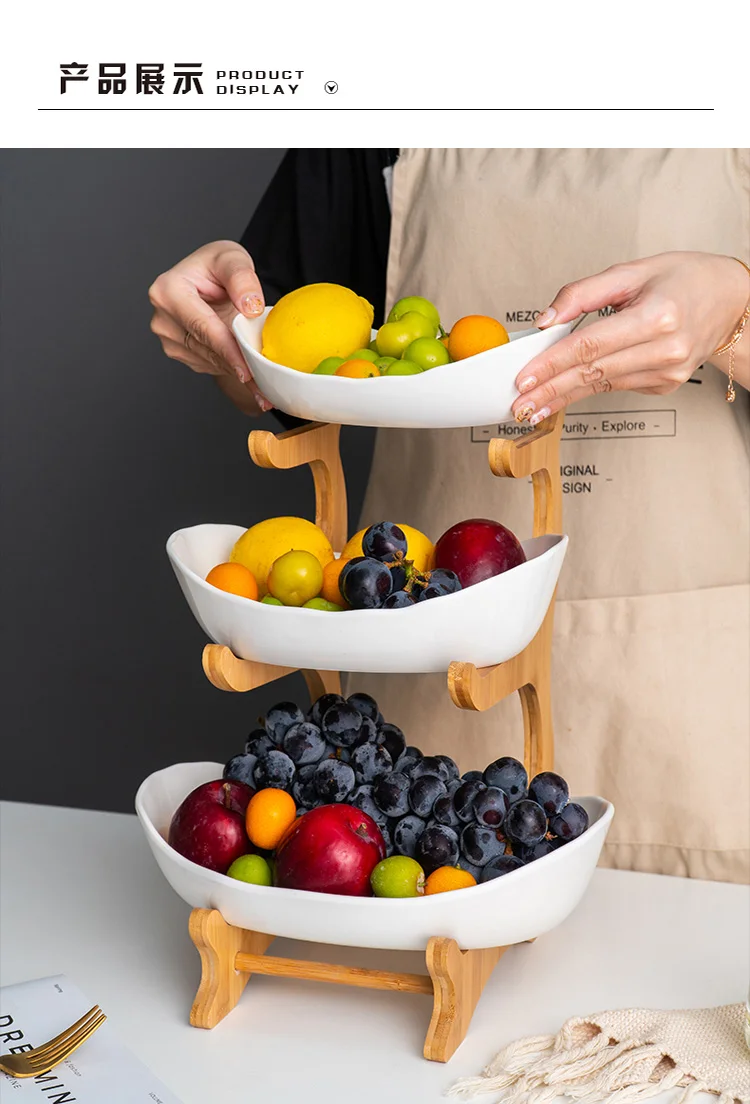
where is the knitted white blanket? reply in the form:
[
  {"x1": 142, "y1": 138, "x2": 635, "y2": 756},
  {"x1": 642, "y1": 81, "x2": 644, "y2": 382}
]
[{"x1": 449, "y1": 1005, "x2": 749, "y2": 1104}]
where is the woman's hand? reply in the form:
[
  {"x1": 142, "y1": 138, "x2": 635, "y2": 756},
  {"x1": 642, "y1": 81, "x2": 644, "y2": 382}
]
[
  {"x1": 149, "y1": 240, "x2": 272, "y2": 413},
  {"x1": 512, "y1": 252, "x2": 750, "y2": 425}
]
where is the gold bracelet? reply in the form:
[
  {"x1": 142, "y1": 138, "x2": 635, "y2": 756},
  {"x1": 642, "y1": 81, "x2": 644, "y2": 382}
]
[{"x1": 713, "y1": 257, "x2": 750, "y2": 403}]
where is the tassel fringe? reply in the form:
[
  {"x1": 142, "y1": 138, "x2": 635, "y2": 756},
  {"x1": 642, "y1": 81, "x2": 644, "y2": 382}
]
[{"x1": 447, "y1": 1021, "x2": 741, "y2": 1104}]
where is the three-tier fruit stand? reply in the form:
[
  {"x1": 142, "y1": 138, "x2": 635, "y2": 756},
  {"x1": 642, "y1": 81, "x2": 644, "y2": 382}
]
[{"x1": 187, "y1": 412, "x2": 564, "y2": 1062}]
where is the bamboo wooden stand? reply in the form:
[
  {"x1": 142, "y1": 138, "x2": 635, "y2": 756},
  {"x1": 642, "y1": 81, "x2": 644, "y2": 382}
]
[{"x1": 190, "y1": 414, "x2": 564, "y2": 1062}]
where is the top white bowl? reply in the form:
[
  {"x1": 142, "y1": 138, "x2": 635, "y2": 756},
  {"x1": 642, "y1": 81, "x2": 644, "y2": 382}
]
[{"x1": 233, "y1": 308, "x2": 572, "y2": 429}]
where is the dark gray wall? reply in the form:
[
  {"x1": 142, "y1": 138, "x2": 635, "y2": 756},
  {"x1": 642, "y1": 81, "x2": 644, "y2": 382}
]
[{"x1": 0, "y1": 150, "x2": 375, "y2": 813}]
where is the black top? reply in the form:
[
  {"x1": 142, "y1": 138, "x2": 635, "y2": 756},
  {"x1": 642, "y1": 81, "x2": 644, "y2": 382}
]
[{"x1": 240, "y1": 149, "x2": 398, "y2": 430}]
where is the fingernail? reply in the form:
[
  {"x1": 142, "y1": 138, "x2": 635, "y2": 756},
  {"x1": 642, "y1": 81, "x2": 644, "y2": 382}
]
[
  {"x1": 536, "y1": 308, "x2": 556, "y2": 328},
  {"x1": 258, "y1": 396, "x2": 273, "y2": 412},
  {"x1": 517, "y1": 375, "x2": 537, "y2": 393},
  {"x1": 529, "y1": 406, "x2": 551, "y2": 426},
  {"x1": 515, "y1": 403, "x2": 535, "y2": 423},
  {"x1": 234, "y1": 365, "x2": 248, "y2": 383},
  {"x1": 242, "y1": 295, "x2": 264, "y2": 317}
]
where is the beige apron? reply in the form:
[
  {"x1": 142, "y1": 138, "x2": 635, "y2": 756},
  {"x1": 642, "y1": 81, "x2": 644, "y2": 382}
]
[{"x1": 352, "y1": 149, "x2": 750, "y2": 884}]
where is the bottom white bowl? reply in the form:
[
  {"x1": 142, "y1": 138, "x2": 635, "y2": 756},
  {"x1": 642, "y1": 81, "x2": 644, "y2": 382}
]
[{"x1": 136, "y1": 763, "x2": 614, "y2": 952}]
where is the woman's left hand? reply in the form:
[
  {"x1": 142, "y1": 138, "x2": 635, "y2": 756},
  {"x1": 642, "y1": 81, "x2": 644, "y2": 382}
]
[{"x1": 512, "y1": 251, "x2": 750, "y2": 425}]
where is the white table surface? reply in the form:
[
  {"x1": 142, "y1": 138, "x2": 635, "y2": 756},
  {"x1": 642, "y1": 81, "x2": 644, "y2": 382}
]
[{"x1": 1, "y1": 800, "x2": 747, "y2": 1104}]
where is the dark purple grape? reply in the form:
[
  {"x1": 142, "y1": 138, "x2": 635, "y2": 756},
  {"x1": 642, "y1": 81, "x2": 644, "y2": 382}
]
[
  {"x1": 341, "y1": 558, "x2": 393, "y2": 609},
  {"x1": 460, "y1": 824, "x2": 506, "y2": 866},
  {"x1": 351, "y1": 742, "x2": 392, "y2": 784},
  {"x1": 483, "y1": 757, "x2": 528, "y2": 802},
  {"x1": 379, "y1": 723, "x2": 406, "y2": 763},
  {"x1": 314, "y1": 759, "x2": 356, "y2": 803},
  {"x1": 308, "y1": 692, "x2": 345, "y2": 728},
  {"x1": 393, "y1": 814, "x2": 427, "y2": 858},
  {"x1": 481, "y1": 855, "x2": 525, "y2": 882},
  {"x1": 362, "y1": 522, "x2": 408, "y2": 562},
  {"x1": 292, "y1": 764, "x2": 318, "y2": 809},
  {"x1": 409, "y1": 775, "x2": 447, "y2": 819},
  {"x1": 245, "y1": 729, "x2": 274, "y2": 757},
  {"x1": 350, "y1": 784, "x2": 389, "y2": 828},
  {"x1": 346, "y1": 692, "x2": 379, "y2": 722},
  {"x1": 382, "y1": 590, "x2": 415, "y2": 609},
  {"x1": 456, "y1": 856, "x2": 483, "y2": 881},
  {"x1": 412, "y1": 756, "x2": 451, "y2": 783},
  {"x1": 322, "y1": 742, "x2": 351, "y2": 763},
  {"x1": 254, "y1": 749, "x2": 296, "y2": 791},
  {"x1": 354, "y1": 716, "x2": 378, "y2": 746},
  {"x1": 389, "y1": 563, "x2": 408, "y2": 591},
  {"x1": 338, "y1": 556, "x2": 366, "y2": 599},
  {"x1": 461, "y1": 769, "x2": 484, "y2": 783},
  {"x1": 379, "y1": 821, "x2": 394, "y2": 857},
  {"x1": 504, "y1": 799, "x2": 548, "y2": 846},
  {"x1": 435, "y1": 754, "x2": 460, "y2": 782},
  {"x1": 282, "y1": 722, "x2": 327, "y2": 766},
  {"x1": 373, "y1": 772, "x2": 411, "y2": 817},
  {"x1": 550, "y1": 802, "x2": 589, "y2": 841},
  {"x1": 417, "y1": 584, "x2": 450, "y2": 601},
  {"x1": 428, "y1": 568, "x2": 462, "y2": 593},
  {"x1": 512, "y1": 838, "x2": 561, "y2": 862},
  {"x1": 433, "y1": 791, "x2": 461, "y2": 828},
  {"x1": 453, "y1": 779, "x2": 487, "y2": 822},
  {"x1": 264, "y1": 702, "x2": 305, "y2": 744},
  {"x1": 321, "y1": 703, "x2": 364, "y2": 748},
  {"x1": 528, "y1": 772, "x2": 570, "y2": 817},
  {"x1": 418, "y1": 569, "x2": 462, "y2": 600},
  {"x1": 395, "y1": 747, "x2": 423, "y2": 776},
  {"x1": 223, "y1": 753, "x2": 258, "y2": 787},
  {"x1": 415, "y1": 825, "x2": 459, "y2": 875},
  {"x1": 473, "y1": 786, "x2": 509, "y2": 828}
]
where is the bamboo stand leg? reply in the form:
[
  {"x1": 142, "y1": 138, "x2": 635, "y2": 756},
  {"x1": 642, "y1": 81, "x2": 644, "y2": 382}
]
[
  {"x1": 188, "y1": 909, "x2": 507, "y2": 1063},
  {"x1": 424, "y1": 939, "x2": 509, "y2": 1062},
  {"x1": 189, "y1": 909, "x2": 274, "y2": 1029},
  {"x1": 447, "y1": 413, "x2": 563, "y2": 776}
]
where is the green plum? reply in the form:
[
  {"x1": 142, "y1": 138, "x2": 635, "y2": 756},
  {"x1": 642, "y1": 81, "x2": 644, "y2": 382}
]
[
  {"x1": 376, "y1": 312, "x2": 436, "y2": 358},
  {"x1": 375, "y1": 356, "x2": 397, "y2": 371},
  {"x1": 405, "y1": 337, "x2": 451, "y2": 371},
  {"x1": 387, "y1": 296, "x2": 441, "y2": 334},
  {"x1": 371, "y1": 855, "x2": 425, "y2": 898},
  {"x1": 368, "y1": 339, "x2": 379, "y2": 353},
  {"x1": 348, "y1": 348, "x2": 380, "y2": 363},
  {"x1": 227, "y1": 854, "x2": 273, "y2": 886},
  {"x1": 314, "y1": 356, "x2": 344, "y2": 375},
  {"x1": 261, "y1": 595, "x2": 284, "y2": 606},
  {"x1": 303, "y1": 597, "x2": 345, "y2": 611},
  {"x1": 382, "y1": 359, "x2": 423, "y2": 376}
]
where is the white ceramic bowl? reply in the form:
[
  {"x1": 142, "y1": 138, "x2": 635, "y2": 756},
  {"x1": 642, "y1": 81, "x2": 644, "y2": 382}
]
[
  {"x1": 136, "y1": 762, "x2": 614, "y2": 951},
  {"x1": 167, "y1": 524, "x2": 568, "y2": 673},
  {"x1": 233, "y1": 308, "x2": 572, "y2": 428}
]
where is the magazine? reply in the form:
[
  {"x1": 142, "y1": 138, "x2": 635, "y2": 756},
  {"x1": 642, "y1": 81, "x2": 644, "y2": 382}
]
[{"x1": 0, "y1": 975, "x2": 182, "y2": 1103}]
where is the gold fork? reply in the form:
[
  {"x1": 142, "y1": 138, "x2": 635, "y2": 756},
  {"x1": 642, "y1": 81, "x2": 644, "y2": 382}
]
[{"x1": 0, "y1": 1005, "x2": 106, "y2": 1079}]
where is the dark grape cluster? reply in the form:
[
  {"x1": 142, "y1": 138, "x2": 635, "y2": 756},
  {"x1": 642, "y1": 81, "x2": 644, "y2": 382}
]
[
  {"x1": 339, "y1": 522, "x2": 462, "y2": 610},
  {"x1": 224, "y1": 693, "x2": 589, "y2": 874}
]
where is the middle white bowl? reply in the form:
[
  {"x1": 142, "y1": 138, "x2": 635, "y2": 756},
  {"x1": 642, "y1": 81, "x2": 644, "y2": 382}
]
[{"x1": 167, "y1": 524, "x2": 568, "y2": 673}]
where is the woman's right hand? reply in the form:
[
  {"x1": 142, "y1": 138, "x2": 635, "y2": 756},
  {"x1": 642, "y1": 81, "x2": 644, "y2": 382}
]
[{"x1": 148, "y1": 240, "x2": 272, "y2": 412}]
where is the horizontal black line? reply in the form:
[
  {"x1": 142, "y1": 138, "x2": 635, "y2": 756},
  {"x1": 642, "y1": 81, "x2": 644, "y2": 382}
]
[{"x1": 37, "y1": 106, "x2": 715, "y2": 112}]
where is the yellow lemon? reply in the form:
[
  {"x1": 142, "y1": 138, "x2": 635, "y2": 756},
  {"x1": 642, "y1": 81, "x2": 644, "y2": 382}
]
[
  {"x1": 341, "y1": 524, "x2": 435, "y2": 573},
  {"x1": 262, "y1": 283, "x2": 375, "y2": 373},
  {"x1": 230, "y1": 517, "x2": 334, "y2": 597}
]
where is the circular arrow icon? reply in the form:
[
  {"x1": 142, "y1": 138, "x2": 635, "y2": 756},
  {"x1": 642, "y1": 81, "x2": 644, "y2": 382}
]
[{"x1": 324, "y1": 81, "x2": 338, "y2": 94}]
